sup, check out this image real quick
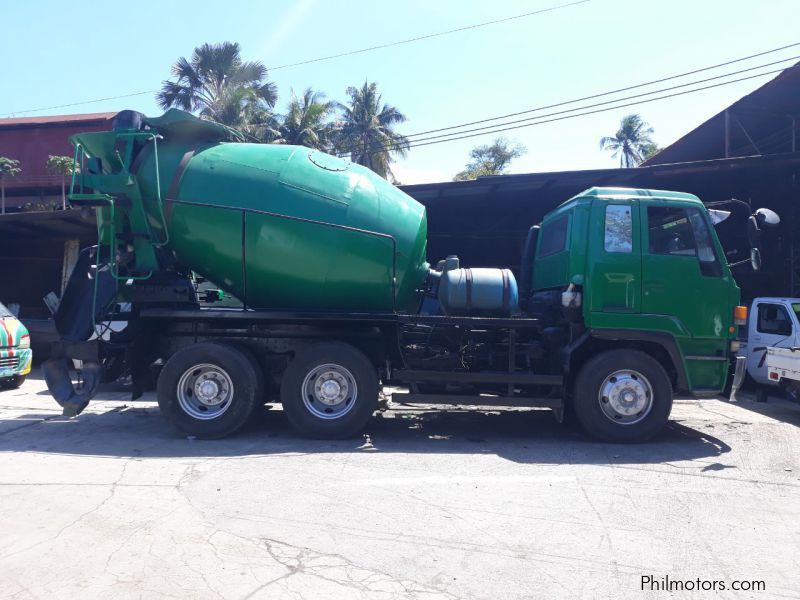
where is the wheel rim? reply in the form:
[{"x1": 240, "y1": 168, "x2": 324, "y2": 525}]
[
  {"x1": 301, "y1": 363, "x2": 358, "y2": 420},
  {"x1": 598, "y1": 369, "x2": 653, "y2": 425},
  {"x1": 177, "y1": 363, "x2": 235, "y2": 420}
]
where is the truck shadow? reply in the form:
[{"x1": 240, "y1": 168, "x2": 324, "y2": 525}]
[
  {"x1": 729, "y1": 392, "x2": 800, "y2": 427},
  {"x1": 0, "y1": 403, "x2": 731, "y2": 466}
]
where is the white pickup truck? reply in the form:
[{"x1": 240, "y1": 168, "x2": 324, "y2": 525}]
[
  {"x1": 765, "y1": 346, "x2": 800, "y2": 400},
  {"x1": 738, "y1": 297, "x2": 800, "y2": 400}
]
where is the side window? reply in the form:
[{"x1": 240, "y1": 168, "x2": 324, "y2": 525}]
[
  {"x1": 604, "y1": 205, "x2": 632, "y2": 253},
  {"x1": 538, "y1": 215, "x2": 568, "y2": 257},
  {"x1": 648, "y1": 207, "x2": 696, "y2": 256},
  {"x1": 647, "y1": 206, "x2": 722, "y2": 276},
  {"x1": 757, "y1": 304, "x2": 793, "y2": 336}
]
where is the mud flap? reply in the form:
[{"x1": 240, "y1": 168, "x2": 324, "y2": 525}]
[
  {"x1": 42, "y1": 357, "x2": 103, "y2": 417},
  {"x1": 728, "y1": 356, "x2": 747, "y2": 402}
]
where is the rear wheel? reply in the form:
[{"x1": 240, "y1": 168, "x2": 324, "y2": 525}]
[
  {"x1": 280, "y1": 342, "x2": 378, "y2": 438},
  {"x1": 572, "y1": 349, "x2": 672, "y2": 442},
  {"x1": 157, "y1": 342, "x2": 261, "y2": 439}
]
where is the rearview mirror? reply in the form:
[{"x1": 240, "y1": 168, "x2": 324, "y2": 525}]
[
  {"x1": 746, "y1": 208, "x2": 780, "y2": 270},
  {"x1": 751, "y1": 248, "x2": 762, "y2": 271},
  {"x1": 755, "y1": 208, "x2": 780, "y2": 228}
]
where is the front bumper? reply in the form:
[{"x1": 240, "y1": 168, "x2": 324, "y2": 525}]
[{"x1": 0, "y1": 348, "x2": 32, "y2": 379}]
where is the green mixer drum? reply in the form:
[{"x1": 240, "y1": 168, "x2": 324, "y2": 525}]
[{"x1": 130, "y1": 117, "x2": 428, "y2": 312}]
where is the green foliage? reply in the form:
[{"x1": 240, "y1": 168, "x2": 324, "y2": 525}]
[
  {"x1": 640, "y1": 142, "x2": 661, "y2": 161},
  {"x1": 157, "y1": 42, "x2": 278, "y2": 132},
  {"x1": 45, "y1": 155, "x2": 77, "y2": 176},
  {"x1": 334, "y1": 81, "x2": 409, "y2": 181},
  {"x1": 600, "y1": 114, "x2": 657, "y2": 168},
  {"x1": 0, "y1": 156, "x2": 21, "y2": 214},
  {"x1": 276, "y1": 88, "x2": 336, "y2": 150},
  {"x1": 157, "y1": 46, "x2": 415, "y2": 179},
  {"x1": 0, "y1": 157, "x2": 21, "y2": 179},
  {"x1": 453, "y1": 137, "x2": 526, "y2": 181}
]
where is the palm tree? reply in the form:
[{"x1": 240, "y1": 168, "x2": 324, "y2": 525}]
[
  {"x1": 335, "y1": 81, "x2": 409, "y2": 180},
  {"x1": 157, "y1": 42, "x2": 278, "y2": 132},
  {"x1": 0, "y1": 157, "x2": 21, "y2": 214},
  {"x1": 600, "y1": 114, "x2": 656, "y2": 168},
  {"x1": 277, "y1": 88, "x2": 335, "y2": 150}
]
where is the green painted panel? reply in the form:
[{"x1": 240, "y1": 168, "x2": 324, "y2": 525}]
[
  {"x1": 244, "y1": 212, "x2": 395, "y2": 310},
  {"x1": 167, "y1": 203, "x2": 245, "y2": 298}
]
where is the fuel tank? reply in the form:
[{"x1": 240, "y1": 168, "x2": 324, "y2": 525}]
[{"x1": 76, "y1": 110, "x2": 429, "y2": 312}]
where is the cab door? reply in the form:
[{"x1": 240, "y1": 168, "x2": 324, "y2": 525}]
[
  {"x1": 587, "y1": 201, "x2": 641, "y2": 313},
  {"x1": 747, "y1": 301, "x2": 797, "y2": 385},
  {"x1": 641, "y1": 203, "x2": 733, "y2": 387}
]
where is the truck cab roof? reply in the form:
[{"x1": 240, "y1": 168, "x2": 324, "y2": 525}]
[{"x1": 551, "y1": 187, "x2": 703, "y2": 215}]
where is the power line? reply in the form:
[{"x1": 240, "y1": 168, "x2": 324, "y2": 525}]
[
  {"x1": 0, "y1": 1, "x2": 588, "y2": 118},
  {"x1": 403, "y1": 41, "x2": 800, "y2": 140},
  {"x1": 268, "y1": 0, "x2": 590, "y2": 70},
  {"x1": 344, "y1": 66, "x2": 790, "y2": 156},
  {"x1": 1, "y1": 90, "x2": 157, "y2": 118},
  {"x1": 397, "y1": 56, "x2": 800, "y2": 147}
]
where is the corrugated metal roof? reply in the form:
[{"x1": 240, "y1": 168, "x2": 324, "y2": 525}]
[
  {"x1": 644, "y1": 62, "x2": 800, "y2": 165},
  {"x1": 0, "y1": 112, "x2": 117, "y2": 128}
]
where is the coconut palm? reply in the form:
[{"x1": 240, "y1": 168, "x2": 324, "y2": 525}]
[
  {"x1": 0, "y1": 157, "x2": 21, "y2": 214},
  {"x1": 157, "y1": 42, "x2": 278, "y2": 131},
  {"x1": 335, "y1": 81, "x2": 409, "y2": 180},
  {"x1": 600, "y1": 114, "x2": 657, "y2": 168},
  {"x1": 277, "y1": 88, "x2": 335, "y2": 150}
]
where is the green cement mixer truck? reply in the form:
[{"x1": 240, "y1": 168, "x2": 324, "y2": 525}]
[{"x1": 42, "y1": 109, "x2": 768, "y2": 442}]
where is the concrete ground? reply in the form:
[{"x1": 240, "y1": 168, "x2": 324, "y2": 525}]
[{"x1": 0, "y1": 371, "x2": 798, "y2": 600}]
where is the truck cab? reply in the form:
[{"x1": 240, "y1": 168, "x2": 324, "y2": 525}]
[{"x1": 533, "y1": 188, "x2": 741, "y2": 397}]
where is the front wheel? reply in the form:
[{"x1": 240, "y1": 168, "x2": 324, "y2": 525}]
[
  {"x1": 157, "y1": 342, "x2": 261, "y2": 439},
  {"x1": 280, "y1": 342, "x2": 379, "y2": 439},
  {"x1": 572, "y1": 349, "x2": 672, "y2": 442}
]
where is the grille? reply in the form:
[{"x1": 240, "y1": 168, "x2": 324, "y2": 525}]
[{"x1": 0, "y1": 356, "x2": 20, "y2": 369}]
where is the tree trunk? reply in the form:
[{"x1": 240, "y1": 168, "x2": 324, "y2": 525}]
[
  {"x1": 1, "y1": 179, "x2": 4, "y2": 215},
  {"x1": 62, "y1": 176, "x2": 66, "y2": 210}
]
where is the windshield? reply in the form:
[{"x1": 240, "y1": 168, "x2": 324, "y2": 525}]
[
  {"x1": 792, "y1": 303, "x2": 800, "y2": 322},
  {"x1": 0, "y1": 302, "x2": 13, "y2": 318}
]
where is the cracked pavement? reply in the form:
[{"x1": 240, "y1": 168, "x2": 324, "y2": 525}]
[{"x1": 0, "y1": 371, "x2": 799, "y2": 599}]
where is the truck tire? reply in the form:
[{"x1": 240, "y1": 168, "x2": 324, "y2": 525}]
[
  {"x1": 572, "y1": 349, "x2": 672, "y2": 442},
  {"x1": 280, "y1": 342, "x2": 378, "y2": 439},
  {"x1": 157, "y1": 342, "x2": 261, "y2": 439}
]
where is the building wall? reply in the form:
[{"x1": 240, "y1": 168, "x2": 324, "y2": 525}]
[{"x1": 0, "y1": 114, "x2": 115, "y2": 205}]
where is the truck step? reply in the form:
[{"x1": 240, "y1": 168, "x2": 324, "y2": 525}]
[{"x1": 391, "y1": 393, "x2": 562, "y2": 409}]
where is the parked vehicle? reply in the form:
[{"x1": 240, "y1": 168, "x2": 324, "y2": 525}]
[
  {"x1": 765, "y1": 346, "x2": 800, "y2": 402},
  {"x1": 42, "y1": 109, "x2": 771, "y2": 442},
  {"x1": 738, "y1": 297, "x2": 800, "y2": 389},
  {"x1": 0, "y1": 302, "x2": 32, "y2": 389}
]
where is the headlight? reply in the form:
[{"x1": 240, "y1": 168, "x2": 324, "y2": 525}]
[
  {"x1": 18, "y1": 334, "x2": 30, "y2": 349},
  {"x1": 730, "y1": 340, "x2": 740, "y2": 354}
]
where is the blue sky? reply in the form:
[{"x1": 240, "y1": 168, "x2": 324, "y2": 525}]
[{"x1": 2, "y1": 0, "x2": 798, "y2": 183}]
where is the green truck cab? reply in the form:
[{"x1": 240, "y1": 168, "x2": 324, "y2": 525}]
[
  {"x1": 534, "y1": 188, "x2": 740, "y2": 396},
  {"x1": 43, "y1": 110, "x2": 759, "y2": 444}
]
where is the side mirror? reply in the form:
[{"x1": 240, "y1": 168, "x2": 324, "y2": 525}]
[
  {"x1": 746, "y1": 208, "x2": 780, "y2": 270},
  {"x1": 755, "y1": 208, "x2": 780, "y2": 228},
  {"x1": 751, "y1": 248, "x2": 762, "y2": 271}
]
